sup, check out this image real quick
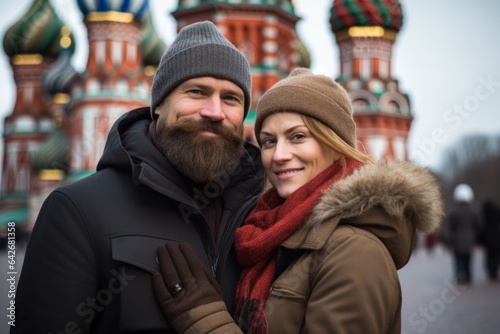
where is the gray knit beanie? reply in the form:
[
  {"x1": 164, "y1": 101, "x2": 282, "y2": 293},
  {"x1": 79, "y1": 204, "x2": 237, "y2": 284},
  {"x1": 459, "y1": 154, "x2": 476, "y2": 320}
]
[
  {"x1": 150, "y1": 21, "x2": 252, "y2": 119},
  {"x1": 255, "y1": 68, "x2": 356, "y2": 147}
]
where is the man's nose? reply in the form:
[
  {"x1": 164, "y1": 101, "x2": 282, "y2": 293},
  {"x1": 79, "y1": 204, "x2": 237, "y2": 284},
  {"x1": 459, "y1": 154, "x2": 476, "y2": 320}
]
[{"x1": 199, "y1": 96, "x2": 225, "y2": 121}]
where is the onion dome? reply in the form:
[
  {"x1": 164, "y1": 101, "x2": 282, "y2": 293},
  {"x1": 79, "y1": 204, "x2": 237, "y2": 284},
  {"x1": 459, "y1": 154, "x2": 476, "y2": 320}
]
[
  {"x1": 140, "y1": 13, "x2": 167, "y2": 68},
  {"x1": 3, "y1": 0, "x2": 76, "y2": 58},
  {"x1": 42, "y1": 27, "x2": 78, "y2": 100},
  {"x1": 176, "y1": 0, "x2": 295, "y2": 15},
  {"x1": 330, "y1": 0, "x2": 403, "y2": 33},
  {"x1": 32, "y1": 125, "x2": 70, "y2": 179},
  {"x1": 77, "y1": 0, "x2": 149, "y2": 22},
  {"x1": 296, "y1": 36, "x2": 311, "y2": 69}
]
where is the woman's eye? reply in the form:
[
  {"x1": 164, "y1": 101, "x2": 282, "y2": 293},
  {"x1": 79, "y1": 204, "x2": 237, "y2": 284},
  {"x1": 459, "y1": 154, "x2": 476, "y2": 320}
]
[
  {"x1": 291, "y1": 133, "x2": 306, "y2": 141},
  {"x1": 261, "y1": 138, "x2": 275, "y2": 146}
]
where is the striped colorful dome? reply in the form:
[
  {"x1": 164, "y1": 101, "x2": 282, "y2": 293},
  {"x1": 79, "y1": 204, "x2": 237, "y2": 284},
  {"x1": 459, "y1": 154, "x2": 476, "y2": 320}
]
[
  {"x1": 32, "y1": 125, "x2": 70, "y2": 173},
  {"x1": 77, "y1": 0, "x2": 149, "y2": 21},
  {"x1": 140, "y1": 13, "x2": 167, "y2": 67},
  {"x1": 330, "y1": 0, "x2": 403, "y2": 33},
  {"x1": 42, "y1": 47, "x2": 78, "y2": 97},
  {"x1": 3, "y1": 0, "x2": 76, "y2": 58},
  {"x1": 296, "y1": 36, "x2": 311, "y2": 69}
]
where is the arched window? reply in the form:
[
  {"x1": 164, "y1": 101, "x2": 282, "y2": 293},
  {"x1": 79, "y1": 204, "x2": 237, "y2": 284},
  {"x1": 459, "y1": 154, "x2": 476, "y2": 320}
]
[
  {"x1": 352, "y1": 98, "x2": 370, "y2": 112},
  {"x1": 87, "y1": 78, "x2": 100, "y2": 92},
  {"x1": 15, "y1": 116, "x2": 36, "y2": 132},
  {"x1": 387, "y1": 101, "x2": 401, "y2": 114},
  {"x1": 239, "y1": 40, "x2": 254, "y2": 64},
  {"x1": 116, "y1": 78, "x2": 128, "y2": 94}
]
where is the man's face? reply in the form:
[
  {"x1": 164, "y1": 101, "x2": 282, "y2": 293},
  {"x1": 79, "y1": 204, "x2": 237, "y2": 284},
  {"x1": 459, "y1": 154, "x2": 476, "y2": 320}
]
[
  {"x1": 154, "y1": 77, "x2": 246, "y2": 184},
  {"x1": 155, "y1": 76, "x2": 245, "y2": 132}
]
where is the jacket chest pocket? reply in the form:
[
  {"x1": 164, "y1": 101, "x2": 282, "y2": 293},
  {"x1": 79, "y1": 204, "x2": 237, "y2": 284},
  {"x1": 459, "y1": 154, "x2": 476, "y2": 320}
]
[
  {"x1": 269, "y1": 286, "x2": 307, "y2": 302},
  {"x1": 111, "y1": 235, "x2": 172, "y2": 332},
  {"x1": 266, "y1": 285, "x2": 307, "y2": 332}
]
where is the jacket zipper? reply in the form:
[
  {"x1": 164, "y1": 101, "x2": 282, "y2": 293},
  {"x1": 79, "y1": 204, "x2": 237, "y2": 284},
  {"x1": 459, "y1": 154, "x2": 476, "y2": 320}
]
[{"x1": 212, "y1": 187, "x2": 261, "y2": 278}]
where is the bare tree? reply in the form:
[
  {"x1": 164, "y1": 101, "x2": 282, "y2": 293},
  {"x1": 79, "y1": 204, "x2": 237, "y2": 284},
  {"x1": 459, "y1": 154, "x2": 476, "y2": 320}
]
[{"x1": 437, "y1": 134, "x2": 500, "y2": 206}]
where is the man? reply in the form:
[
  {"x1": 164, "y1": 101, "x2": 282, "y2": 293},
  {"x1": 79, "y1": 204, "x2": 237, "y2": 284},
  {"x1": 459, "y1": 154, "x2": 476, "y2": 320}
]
[
  {"x1": 443, "y1": 183, "x2": 482, "y2": 285},
  {"x1": 13, "y1": 21, "x2": 263, "y2": 333}
]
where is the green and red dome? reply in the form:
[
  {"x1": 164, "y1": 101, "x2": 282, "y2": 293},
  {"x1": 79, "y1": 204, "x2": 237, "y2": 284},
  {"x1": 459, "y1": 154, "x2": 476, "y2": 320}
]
[
  {"x1": 330, "y1": 0, "x2": 403, "y2": 33},
  {"x1": 140, "y1": 13, "x2": 167, "y2": 67},
  {"x1": 3, "y1": 0, "x2": 75, "y2": 58}
]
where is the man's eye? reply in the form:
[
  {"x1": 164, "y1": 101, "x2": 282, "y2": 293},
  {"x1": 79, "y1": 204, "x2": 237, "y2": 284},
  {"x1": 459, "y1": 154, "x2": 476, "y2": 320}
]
[{"x1": 224, "y1": 95, "x2": 241, "y2": 103}]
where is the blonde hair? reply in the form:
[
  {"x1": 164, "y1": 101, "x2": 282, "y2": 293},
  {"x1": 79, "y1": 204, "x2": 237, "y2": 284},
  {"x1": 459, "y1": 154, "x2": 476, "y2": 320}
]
[{"x1": 301, "y1": 115, "x2": 374, "y2": 170}]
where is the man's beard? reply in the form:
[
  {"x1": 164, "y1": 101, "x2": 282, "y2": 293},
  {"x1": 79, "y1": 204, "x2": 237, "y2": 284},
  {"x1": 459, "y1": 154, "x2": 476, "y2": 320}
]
[{"x1": 156, "y1": 118, "x2": 244, "y2": 184}]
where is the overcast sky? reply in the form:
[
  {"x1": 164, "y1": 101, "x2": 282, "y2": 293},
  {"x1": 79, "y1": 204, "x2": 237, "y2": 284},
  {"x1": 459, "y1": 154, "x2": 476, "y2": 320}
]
[{"x1": 1, "y1": 0, "x2": 499, "y2": 173}]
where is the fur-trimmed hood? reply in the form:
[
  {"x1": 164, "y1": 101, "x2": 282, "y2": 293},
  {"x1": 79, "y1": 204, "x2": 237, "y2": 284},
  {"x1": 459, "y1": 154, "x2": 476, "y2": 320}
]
[
  {"x1": 309, "y1": 160, "x2": 444, "y2": 232},
  {"x1": 283, "y1": 160, "x2": 445, "y2": 269}
]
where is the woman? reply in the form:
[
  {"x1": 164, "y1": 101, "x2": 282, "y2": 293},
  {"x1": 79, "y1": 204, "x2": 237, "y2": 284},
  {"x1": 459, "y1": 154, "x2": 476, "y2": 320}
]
[{"x1": 152, "y1": 68, "x2": 444, "y2": 333}]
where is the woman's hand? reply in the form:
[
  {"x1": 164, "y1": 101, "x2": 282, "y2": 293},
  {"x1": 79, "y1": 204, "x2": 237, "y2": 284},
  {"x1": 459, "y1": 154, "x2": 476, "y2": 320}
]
[{"x1": 152, "y1": 241, "x2": 222, "y2": 323}]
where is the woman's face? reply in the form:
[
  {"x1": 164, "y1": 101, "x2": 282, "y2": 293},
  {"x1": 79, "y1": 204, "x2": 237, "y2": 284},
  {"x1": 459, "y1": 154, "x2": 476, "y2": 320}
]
[{"x1": 259, "y1": 112, "x2": 340, "y2": 199}]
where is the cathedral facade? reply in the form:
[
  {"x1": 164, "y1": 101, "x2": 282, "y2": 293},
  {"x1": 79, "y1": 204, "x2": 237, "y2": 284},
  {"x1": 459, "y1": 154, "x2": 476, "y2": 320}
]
[{"x1": 0, "y1": 0, "x2": 411, "y2": 231}]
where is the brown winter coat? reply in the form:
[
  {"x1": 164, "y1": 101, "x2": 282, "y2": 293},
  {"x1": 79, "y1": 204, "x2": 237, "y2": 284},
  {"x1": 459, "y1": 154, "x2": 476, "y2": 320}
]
[{"x1": 170, "y1": 161, "x2": 444, "y2": 334}]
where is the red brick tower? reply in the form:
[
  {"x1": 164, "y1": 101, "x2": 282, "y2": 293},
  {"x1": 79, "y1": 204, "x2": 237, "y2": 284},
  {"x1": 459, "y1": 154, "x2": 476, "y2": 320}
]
[
  {"x1": 68, "y1": 0, "x2": 151, "y2": 179},
  {"x1": 330, "y1": 0, "x2": 412, "y2": 161},
  {"x1": 0, "y1": 0, "x2": 75, "y2": 224}
]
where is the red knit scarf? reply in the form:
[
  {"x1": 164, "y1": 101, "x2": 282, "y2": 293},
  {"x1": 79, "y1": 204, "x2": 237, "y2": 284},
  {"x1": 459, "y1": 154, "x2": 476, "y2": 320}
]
[{"x1": 233, "y1": 158, "x2": 362, "y2": 333}]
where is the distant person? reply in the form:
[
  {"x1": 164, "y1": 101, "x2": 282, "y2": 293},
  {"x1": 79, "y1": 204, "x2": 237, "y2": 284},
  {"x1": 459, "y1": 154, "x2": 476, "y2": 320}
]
[
  {"x1": 425, "y1": 231, "x2": 439, "y2": 255},
  {"x1": 480, "y1": 200, "x2": 500, "y2": 281},
  {"x1": 443, "y1": 184, "x2": 482, "y2": 285},
  {"x1": 151, "y1": 68, "x2": 444, "y2": 333}
]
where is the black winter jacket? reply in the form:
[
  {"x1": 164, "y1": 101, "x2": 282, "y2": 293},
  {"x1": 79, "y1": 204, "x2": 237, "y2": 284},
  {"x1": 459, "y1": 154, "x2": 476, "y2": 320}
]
[{"x1": 13, "y1": 107, "x2": 264, "y2": 333}]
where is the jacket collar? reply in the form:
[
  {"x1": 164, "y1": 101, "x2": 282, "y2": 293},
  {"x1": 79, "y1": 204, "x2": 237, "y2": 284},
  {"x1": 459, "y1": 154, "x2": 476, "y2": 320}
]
[{"x1": 282, "y1": 160, "x2": 444, "y2": 268}]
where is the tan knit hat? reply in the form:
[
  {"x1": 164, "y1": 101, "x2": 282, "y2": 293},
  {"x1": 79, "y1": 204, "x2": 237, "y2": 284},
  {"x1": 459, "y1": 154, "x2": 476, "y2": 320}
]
[{"x1": 254, "y1": 67, "x2": 356, "y2": 147}]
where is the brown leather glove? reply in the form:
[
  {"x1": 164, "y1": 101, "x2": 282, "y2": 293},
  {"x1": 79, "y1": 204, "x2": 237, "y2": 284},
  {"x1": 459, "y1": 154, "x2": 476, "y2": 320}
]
[{"x1": 152, "y1": 241, "x2": 222, "y2": 323}]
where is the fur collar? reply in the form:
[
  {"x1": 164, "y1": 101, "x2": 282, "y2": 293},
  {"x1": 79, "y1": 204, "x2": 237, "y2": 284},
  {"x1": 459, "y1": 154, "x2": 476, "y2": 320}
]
[{"x1": 307, "y1": 160, "x2": 444, "y2": 233}]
